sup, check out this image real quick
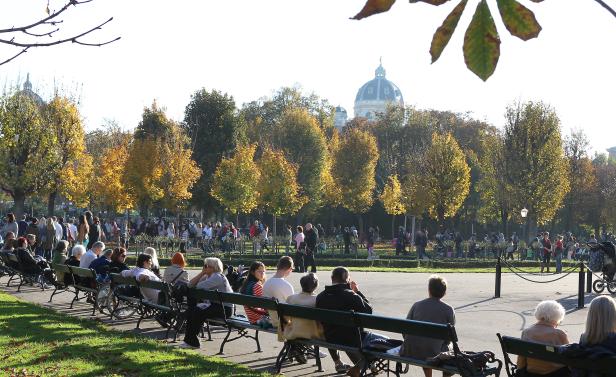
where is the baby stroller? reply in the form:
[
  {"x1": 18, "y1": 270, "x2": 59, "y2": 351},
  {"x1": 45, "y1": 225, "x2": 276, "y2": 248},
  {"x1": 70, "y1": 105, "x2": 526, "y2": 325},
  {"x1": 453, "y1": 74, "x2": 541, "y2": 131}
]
[{"x1": 588, "y1": 242, "x2": 616, "y2": 294}]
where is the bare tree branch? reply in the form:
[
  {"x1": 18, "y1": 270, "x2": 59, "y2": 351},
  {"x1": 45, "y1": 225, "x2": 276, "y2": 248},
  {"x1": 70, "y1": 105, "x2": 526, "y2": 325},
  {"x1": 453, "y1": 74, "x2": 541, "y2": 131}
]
[
  {"x1": 0, "y1": 0, "x2": 118, "y2": 66},
  {"x1": 594, "y1": 0, "x2": 616, "y2": 18}
]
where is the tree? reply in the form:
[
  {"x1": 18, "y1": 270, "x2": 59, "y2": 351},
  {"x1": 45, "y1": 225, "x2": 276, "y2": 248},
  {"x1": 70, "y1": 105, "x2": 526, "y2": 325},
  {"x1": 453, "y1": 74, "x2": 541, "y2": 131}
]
[
  {"x1": 332, "y1": 128, "x2": 379, "y2": 231},
  {"x1": 380, "y1": 174, "x2": 406, "y2": 237},
  {"x1": 183, "y1": 89, "x2": 244, "y2": 213},
  {"x1": 211, "y1": 144, "x2": 260, "y2": 216},
  {"x1": 424, "y1": 132, "x2": 471, "y2": 226},
  {"x1": 125, "y1": 103, "x2": 201, "y2": 213},
  {"x1": 92, "y1": 138, "x2": 134, "y2": 212},
  {"x1": 43, "y1": 96, "x2": 92, "y2": 215},
  {"x1": 0, "y1": 91, "x2": 60, "y2": 217},
  {"x1": 351, "y1": 0, "x2": 616, "y2": 80},
  {"x1": 257, "y1": 148, "x2": 307, "y2": 242},
  {"x1": 503, "y1": 101, "x2": 570, "y2": 234}
]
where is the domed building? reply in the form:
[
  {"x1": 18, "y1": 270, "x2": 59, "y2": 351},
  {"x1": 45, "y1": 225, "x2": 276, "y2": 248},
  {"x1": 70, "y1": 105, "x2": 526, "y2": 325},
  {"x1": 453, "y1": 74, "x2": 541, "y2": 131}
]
[
  {"x1": 334, "y1": 106, "x2": 348, "y2": 130},
  {"x1": 353, "y1": 61, "x2": 404, "y2": 120},
  {"x1": 19, "y1": 73, "x2": 44, "y2": 107}
]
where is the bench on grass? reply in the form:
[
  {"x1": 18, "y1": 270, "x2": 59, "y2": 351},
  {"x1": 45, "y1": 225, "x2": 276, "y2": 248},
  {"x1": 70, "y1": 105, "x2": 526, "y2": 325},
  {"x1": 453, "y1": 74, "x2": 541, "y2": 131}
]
[
  {"x1": 48, "y1": 263, "x2": 76, "y2": 302},
  {"x1": 274, "y1": 303, "x2": 502, "y2": 376},
  {"x1": 67, "y1": 266, "x2": 102, "y2": 315},
  {"x1": 498, "y1": 333, "x2": 616, "y2": 377}
]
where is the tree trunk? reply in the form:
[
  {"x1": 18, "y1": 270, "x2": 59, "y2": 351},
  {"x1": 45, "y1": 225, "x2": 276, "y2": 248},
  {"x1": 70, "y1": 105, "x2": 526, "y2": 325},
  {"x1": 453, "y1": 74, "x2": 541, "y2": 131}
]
[
  {"x1": 13, "y1": 192, "x2": 26, "y2": 219},
  {"x1": 47, "y1": 191, "x2": 57, "y2": 217},
  {"x1": 391, "y1": 214, "x2": 395, "y2": 239},
  {"x1": 411, "y1": 216, "x2": 416, "y2": 247},
  {"x1": 273, "y1": 214, "x2": 277, "y2": 254}
]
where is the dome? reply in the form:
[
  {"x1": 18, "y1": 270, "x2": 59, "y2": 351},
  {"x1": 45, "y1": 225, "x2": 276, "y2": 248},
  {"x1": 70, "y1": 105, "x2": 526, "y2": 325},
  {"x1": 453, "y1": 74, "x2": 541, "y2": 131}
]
[
  {"x1": 18, "y1": 73, "x2": 44, "y2": 107},
  {"x1": 354, "y1": 61, "x2": 404, "y2": 119}
]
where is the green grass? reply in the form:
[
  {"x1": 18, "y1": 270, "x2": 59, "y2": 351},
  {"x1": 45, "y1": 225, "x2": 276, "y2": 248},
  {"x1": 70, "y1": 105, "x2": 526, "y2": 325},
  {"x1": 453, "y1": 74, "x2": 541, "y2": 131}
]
[{"x1": 0, "y1": 291, "x2": 270, "y2": 377}]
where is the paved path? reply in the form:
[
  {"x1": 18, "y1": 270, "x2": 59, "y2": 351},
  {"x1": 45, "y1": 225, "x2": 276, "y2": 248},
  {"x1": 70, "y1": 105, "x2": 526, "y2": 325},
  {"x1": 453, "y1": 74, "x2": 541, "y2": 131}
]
[{"x1": 0, "y1": 268, "x2": 600, "y2": 376}]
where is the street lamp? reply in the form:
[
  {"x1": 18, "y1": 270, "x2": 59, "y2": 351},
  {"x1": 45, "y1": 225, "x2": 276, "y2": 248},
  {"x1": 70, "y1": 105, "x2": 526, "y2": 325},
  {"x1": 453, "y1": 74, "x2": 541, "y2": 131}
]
[{"x1": 521, "y1": 208, "x2": 528, "y2": 245}]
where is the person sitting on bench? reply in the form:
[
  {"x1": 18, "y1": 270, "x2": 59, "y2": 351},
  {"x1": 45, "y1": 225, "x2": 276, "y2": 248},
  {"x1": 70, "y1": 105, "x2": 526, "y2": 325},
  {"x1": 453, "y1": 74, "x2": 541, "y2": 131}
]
[
  {"x1": 517, "y1": 300, "x2": 570, "y2": 377},
  {"x1": 121, "y1": 254, "x2": 160, "y2": 302},
  {"x1": 401, "y1": 275, "x2": 456, "y2": 377},
  {"x1": 239, "y1": 261, "x2": 269, "y2": 326},
  {"x1": 179, "y1": 257, "x2": 234, "y2": 349}
]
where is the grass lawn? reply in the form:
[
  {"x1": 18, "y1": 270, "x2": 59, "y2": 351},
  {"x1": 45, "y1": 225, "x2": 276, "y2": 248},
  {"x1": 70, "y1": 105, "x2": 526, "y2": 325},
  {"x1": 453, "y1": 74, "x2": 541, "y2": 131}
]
[{"x1": 0, "y1": 291, "x2": 269, "y2": 377}]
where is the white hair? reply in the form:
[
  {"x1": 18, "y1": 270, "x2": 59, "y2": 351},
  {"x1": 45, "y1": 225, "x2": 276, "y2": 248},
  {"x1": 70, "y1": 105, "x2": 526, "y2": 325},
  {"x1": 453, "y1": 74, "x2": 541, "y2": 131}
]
[
  {"x1": 534, "y1": 300, "x2": 566, "y2": 324},
  {"x1": 204, "y1": 257, "x2": 223, "y2": 273},
  {"x1": 143, "y1": 247, "x2": 159, "y2": 269},
  {"x1": 71, "y1": 244, "x2": 86, "y2": 258}
]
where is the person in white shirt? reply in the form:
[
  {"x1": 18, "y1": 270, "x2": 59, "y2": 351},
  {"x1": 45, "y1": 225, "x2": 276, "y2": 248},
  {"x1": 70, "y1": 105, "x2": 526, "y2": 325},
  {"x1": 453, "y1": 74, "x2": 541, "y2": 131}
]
[
  {"x1": 53, "y1": 217, "x2": 63, "y2": 241},
  {"x1": 263, "y1": 256, "x2": 295, "y2": 304},
  {"x1": 79, "y1": 241, "x2": 105, "y2": 268},
  {"x1": 68, "y1": 219, "x2": 78, "y2": 245},
  {"x1": 120, "y1": 253, "x2": 161, "y2": 302}
]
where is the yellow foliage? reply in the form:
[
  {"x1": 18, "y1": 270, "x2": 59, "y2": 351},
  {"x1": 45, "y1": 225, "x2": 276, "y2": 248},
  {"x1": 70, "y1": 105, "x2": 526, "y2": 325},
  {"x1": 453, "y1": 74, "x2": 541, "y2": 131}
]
[
  {"x1": 62, "y1": 151, "x2": 93, "y2": 208},
  {"x1": 257, "y1": 148, "x2": 306, "y2": 216},
  {"x1": 94, "y1": 141, "x2": 134, "y2": 212},
  {"x1": 211, "y1": 144, "x2": 260, "y2": 214},
  {"x1": 380, "y1": 174, "x2": 405, "y2": 216}
]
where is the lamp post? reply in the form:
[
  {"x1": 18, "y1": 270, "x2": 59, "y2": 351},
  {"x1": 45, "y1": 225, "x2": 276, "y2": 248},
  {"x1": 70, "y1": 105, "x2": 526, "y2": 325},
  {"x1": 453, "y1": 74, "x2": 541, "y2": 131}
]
[{"x1": 521, "y1": 208, "x2": 528, "y2": 244}]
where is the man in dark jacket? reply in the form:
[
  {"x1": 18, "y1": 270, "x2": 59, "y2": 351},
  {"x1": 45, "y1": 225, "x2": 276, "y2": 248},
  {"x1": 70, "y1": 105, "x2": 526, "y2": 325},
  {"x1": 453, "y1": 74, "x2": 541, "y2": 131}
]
[
  {"x1": 316, "y1": 266, "x2": 373, "y2": 376},
  {"x1": 343, "y1": 227, "x2": 351, "y2": 254},
  {"x1": 304, "y1": 223, "x2": 318, "y2": 273}
]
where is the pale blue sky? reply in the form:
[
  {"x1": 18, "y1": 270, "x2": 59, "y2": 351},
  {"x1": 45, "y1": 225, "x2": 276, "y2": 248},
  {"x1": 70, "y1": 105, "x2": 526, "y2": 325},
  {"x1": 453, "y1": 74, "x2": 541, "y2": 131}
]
[{"x1": 1, "y1": 0, "x2": 615, "y2": 153}]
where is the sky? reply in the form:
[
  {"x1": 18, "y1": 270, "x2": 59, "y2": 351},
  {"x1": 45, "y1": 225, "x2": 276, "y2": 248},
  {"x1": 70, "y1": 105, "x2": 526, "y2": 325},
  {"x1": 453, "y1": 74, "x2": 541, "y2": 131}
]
[{"x1": 1, "y1": 0, "x2": 615, "y2": 153}]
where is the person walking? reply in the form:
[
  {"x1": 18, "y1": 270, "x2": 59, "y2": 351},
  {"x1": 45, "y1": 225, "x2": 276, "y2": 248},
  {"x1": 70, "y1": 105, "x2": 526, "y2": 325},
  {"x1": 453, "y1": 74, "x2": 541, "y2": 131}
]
[
  {"x1": 294, "y1": 226, "x2": 305, "y2": 273},
  {"x1": 554, "y1": 235, "x2": 564, "y2": 273},
  {"x1": 541, "y1": 232, "x2": 552, "y2": 273},
  {"x1": 304, "y1": 223, "x2": 318, "y2": 273},
  {"x1": 366, "y1": 227, "x2": 376, "y2": 260}
]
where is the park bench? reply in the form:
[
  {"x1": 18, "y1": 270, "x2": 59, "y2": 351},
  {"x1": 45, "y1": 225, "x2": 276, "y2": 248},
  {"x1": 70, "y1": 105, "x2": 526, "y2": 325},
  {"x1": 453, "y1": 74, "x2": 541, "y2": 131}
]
[
  {"x1": 48, "y1": 263, "x2": 76, "y2": 302},
  {"x1": 15, "y1": 254, "x2": 46, "y2": 292},
  {"x1": 67, "y1": 265, "x2": 102, "y2": 315},
  {"x1": 498, "y1": 333, "x2": 616, "y2": 377},
  {"x1": 186, "y1": 288, "x2": 279, "y2": 355},
  {"x1": 136, "y1": 278, "x2": 185, "y2": 340},
  {"x1": 0, "y1": 252, "x2": 20, "y2": 287},
  {"x1": 109, "y1": 273, "x2": 141, "y2": 320},
  {"x1": 275, "y1": 303, "x2": 502, "y2": 376}
]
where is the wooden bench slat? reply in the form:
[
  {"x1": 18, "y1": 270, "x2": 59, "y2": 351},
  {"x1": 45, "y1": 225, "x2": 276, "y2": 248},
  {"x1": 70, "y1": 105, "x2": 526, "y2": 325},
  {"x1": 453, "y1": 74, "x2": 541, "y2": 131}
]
[{"x1": 356, "y1": 312, "x2": 454, "y2": 341}]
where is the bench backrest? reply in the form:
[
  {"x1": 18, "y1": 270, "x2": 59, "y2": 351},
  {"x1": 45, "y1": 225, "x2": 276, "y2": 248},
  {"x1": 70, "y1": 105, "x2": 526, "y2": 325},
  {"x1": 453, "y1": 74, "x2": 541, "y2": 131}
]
[
  {"x1": 110, "y1": 273, "x2": 138, "y2": 286},
  {"x1": 51, "y1": 263, "x2": 71, "y2": 275},
  {"x1": 189, "y1": 287, "x2": 220, "y2": 302},
  {"x1": 217, "y1": 291, "x2": 277, "y2": 311},
  {"x1": 68, "y1": 266, "x2": 96, "y2": 279},
  {"x1": 499, "y1": 334, "x2": 616, "y2": 374},
  {"x1": 139, "y1": 278, "x2": 167, "y2": 291},
  {"x1": 356, "y1": 312, "x2": 457, "y2": 342},
  {"x1": 277, "y1": 302, "x2": 357, "y2": 327}
]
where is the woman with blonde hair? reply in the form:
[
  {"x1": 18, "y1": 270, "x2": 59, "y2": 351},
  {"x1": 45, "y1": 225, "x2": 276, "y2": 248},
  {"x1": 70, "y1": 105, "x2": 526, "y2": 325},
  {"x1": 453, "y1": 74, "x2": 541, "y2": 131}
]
[
  {"x1": 581, "y1": 296, "x2": 616, "y2": 346},
  {"x1": 517, "y1": 300, "x2": 570, "y2": 377},
  {"x1": 143, "y1": 247, "x2": 160, "y2": 277}
]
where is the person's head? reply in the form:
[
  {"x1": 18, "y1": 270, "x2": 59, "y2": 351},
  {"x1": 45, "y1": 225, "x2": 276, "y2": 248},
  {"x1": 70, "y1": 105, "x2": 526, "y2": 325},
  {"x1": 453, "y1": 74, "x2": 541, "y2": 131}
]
[
  {"x1": 300, "y1": 273, "x2": 319, "y2": 294},
  {"x1": 46, "y1": 217, "x2": 54, "y2": 228},
  {"x1": 143, "y1": 247, "x2": 159, "y2": 266},
  {"x1": 110, "y1": 247, "x2": 127, "y2": 263},
  {"x1": 101, "y1": 248, "x2": 113, "y2": 260},
  {"x1": 204, "y1": 257, "x2": 223, "y2": 275},
  {"x1": 276, "y1": 256, "x2": 294, "y2": 275},
  {"x1": 331, "y1": 266, "x2": 350, "y2": 284},
  {"x1": 84, "y1": 211, "x2": 92, "y2": 222},
  {"x1": 287, "y1": 225, "x2": 291, "y2": 230},
  {"x1": 171, "y1": 252, "x2": 186, "y2": 268},
  {"x1": 58, "y1": 216, "x2": 64, "y2": 224},
  {"x1": 4, "y1": 231, "x2": 15, "y2": 241},
  {"x1": 55, "y1": 240, "x2": 69, "y2": 255},
  {"x1": 93, "y1": 216, "x2": 100, "y2": 225},
  {"x1": 15, "y1": 237, "x2": 28, "y2": 249},
  {"x1": 91, "y1": 241, "x2": 105, "y2": 255},
  {"x1": 248, "y1": 261, "x2": 266, "y2": 283},
  {"x1": 428, "y1": 275, "x2": 447, "y2": 299},
  {"x1": 534, "y1": 300, "x2": 566, "y2": 326},
  {"x1": 31, "y1": 217, "x2": 38, "y2": 225},
  {"x1": 6, "y1": 213, "x2": 15, "y2": 223},
  {"x1": 26, "y1": 234, "x2": 36, "y2": 245},
  {"x1": 305, "y1": 223, "x2": 312, "y2": 231},
  {"x1": 136, "y1": 253, "x2": 153, "y2": 269},
  {"x1": 72, "y1": 245, "x2": 86, "y2": 260},
  {"x1": 582, "y1": 296, "x2": 616, "y2": 345},
  {"x1": 544, "y1": 232, "x2": 549, "y2": 238},
  {"x1": 297, "y1": 225, "x2": 303, "y2": 233}
]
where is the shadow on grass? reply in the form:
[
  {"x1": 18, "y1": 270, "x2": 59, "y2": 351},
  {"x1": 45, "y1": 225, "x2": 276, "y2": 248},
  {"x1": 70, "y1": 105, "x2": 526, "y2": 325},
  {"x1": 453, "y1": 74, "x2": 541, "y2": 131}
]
[{"x1": 0, "y1": 294, "x2": 270, "y2": 377}]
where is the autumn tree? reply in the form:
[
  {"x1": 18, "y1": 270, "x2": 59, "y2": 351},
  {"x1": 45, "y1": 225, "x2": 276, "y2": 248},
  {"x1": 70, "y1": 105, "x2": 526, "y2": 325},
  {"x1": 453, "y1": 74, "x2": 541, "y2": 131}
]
[
  {"x1": 125, "y1": 103, "x2": 201, "y2": 214},
  {"x1": 257, "y1": 148, "x2": 307, "y2": 242},
  {"x1": 0, "y1": 91, "x2": 59, "y2": 217},
  {"x1": 503, "y1": 101, "x2": 570, "y2": 237},
  {"x1": 183, "y1": 89, "x2": 244, "y2": 214},
  {"x1": 43, "y1": 96, "x2": 92, "y2": 214},
  {"x1": 332, "y1": 128, "x2": 379, "y2": 232},
  {"x1": 380, "y1": 174, "x2": 406, "y2": 238},
  {"x1": 92, "y1": 138, "x2": 134, "y2": 212},
  {"x1": 211, "y1": 144, "x2": 260, "y2": 218},
  {"x1": 424, "y1": 132, "x2": 471, "y2": 226}
]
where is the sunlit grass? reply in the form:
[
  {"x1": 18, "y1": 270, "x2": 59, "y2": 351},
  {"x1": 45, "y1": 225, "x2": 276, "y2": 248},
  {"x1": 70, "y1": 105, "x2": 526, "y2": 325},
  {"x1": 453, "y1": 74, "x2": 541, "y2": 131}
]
[{"x1": 0, "y1": 291, "x2": 270, "y2": 377}]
